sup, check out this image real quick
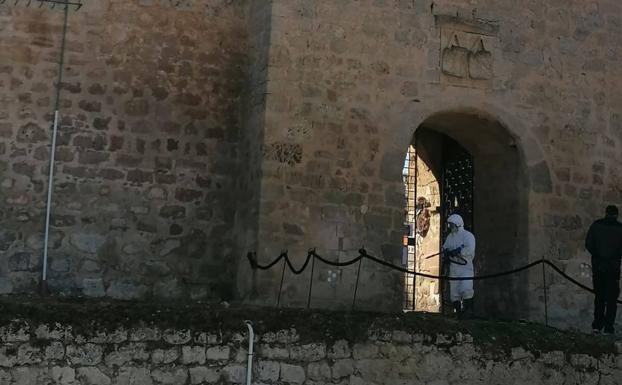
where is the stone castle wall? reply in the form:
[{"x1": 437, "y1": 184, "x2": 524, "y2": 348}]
[
  {"x1": 0, "y1": 0, "x2": 248, "y2": 300},
  {"x1": 1, "y1": 0, "x2": 621, "y2": 331}
]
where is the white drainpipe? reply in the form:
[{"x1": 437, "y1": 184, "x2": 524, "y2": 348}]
[
  {"x1": 42, "y1": 109, "x2": 60, "y2": 288},
  {"x1": 244, "y1": 320, "x2": 254, "y2": 385}
]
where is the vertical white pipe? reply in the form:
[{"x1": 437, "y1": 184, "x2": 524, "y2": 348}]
[
  {"x1": 244, "y1": 320, "x2": 254, "y2": 385},
  {"x1": 42, "y1": 110, "x2": 59, "y2": 282}
]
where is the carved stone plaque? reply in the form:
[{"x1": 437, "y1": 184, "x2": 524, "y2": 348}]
[{"x1": 436, "y1": 15, "x2": 501, "y2": 88}]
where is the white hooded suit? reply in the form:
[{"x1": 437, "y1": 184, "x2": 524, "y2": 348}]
[{"x1": 442, "y1": 214, "x2": 476, "y2": 302}]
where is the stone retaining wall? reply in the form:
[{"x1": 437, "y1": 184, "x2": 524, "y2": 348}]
[{"x1": 0, "y1": 317, "x2": 620, "y2": 385}]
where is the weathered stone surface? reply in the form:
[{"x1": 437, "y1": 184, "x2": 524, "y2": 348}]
[
  {"x1": 151, "y1": 368, "x2": 188, "y2": 385},
  {"x1": 0, "y1": 230, "x2": 17, "y2": 251},
  {"x1": 69, "y1": 233, "x2": 106, "y2": 254},
  {"x1": 280, "y1": 363, "x2": 305, "y2": 383},
  {"x1": 257, "y1": 360, "x2": 280, "y2": 382},
  {"x1": 308, "y1": 361, "x2": 331, "y2": 381},
  {"x1": 0, "y1": 369, "x2": 10, "y2": 384},
  {"x1": 150, "y1": 348, "x2": 178, "y2": 365},
  {"x1": 104, "y1": 343, "x2": 149, "y2": 367},
  {"x1": 130, "y1": 328, "x2": 161, "y2": 342},
  {"x1": 66, "y1": 344, "x2": 102, "y2": 366},
  {"x1": 352, "y1": 344, "x2": 379, "y2": 359},
  {"x1": 259, "y1": 345, "x2": 289, "y2": 360},
  {"x1": 222, "y1": 364, "x2": 246, "y2": 384},
  {"x1": 206, "y1": 346, "x2": 230, "y2": 361},
  {"x1": 11, "y1": 367, "x2": 43, "y2": 385},
  {"x1": 9, "y1": 252, "x2": 40, "y2": 272},
  {"x1": 159, "y1": 205, "x2": 186, "y2": 219},
  {"x1": 332, "y1": 359, "x2": 355, "y2": 379},
  {"x1": 163, "y1": 329, "x2": 192, "y2": 345},
  {"x1": 17, "y1": 343, "x2": 41, "y2": 364},
  {"x1": 0, "y1": 278, "x2": 13, "y2": 294},
  {"x1": 1, "y1": 323, "x2": 30, "y2": 342},
  {"x1": 290, "y1": 343, "x2": 326, "y2": 362},
  {"x1": 182, "y1": 346, "x2": 206, "y2": 364},
  {"x1": 116, "y1": 367, "x2": 153, "y2": 385},
  {"x1": 106, "y1": 281, "x2": 149, "y2": 300},
  {"x1": 77, "y1": 367, "x2": 112, "y2": 385},
  {"x1": 82, "y1": 278, "x2": 105, "y2": 298},
  {"x1": 51, "y1": 366, "x2": 75, "y2": 385},
  {"x1": 45, "y1": 342, "x2": 65, "y2": 360},
  {"x1": 189, "y1": 366, "x2": 220, "y2": 384}
]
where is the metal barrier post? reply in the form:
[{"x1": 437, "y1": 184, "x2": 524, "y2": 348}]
[
  {"x1": 542, "y1": 260, "x2": 549, "y2": 326},
  {"x1": 352, "y1": 259, "x2": 363, "y2": 310},
  {"x1": 276, "y1": 258, "x2": 286, "y2": 307},
  {"x1": 306, "y1": 252, "x2": 315, "y2": 309}
]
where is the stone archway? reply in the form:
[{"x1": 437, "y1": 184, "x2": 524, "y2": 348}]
[{"x1": 406, "y1": 110, "x2": 530, "y2": 319}]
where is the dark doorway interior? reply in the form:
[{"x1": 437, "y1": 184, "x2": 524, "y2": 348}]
[{"x1": 404, "y1": 112, "x2": 529, "y2": 320}]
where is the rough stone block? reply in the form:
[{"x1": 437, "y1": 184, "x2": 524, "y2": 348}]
[
  {"x1": 163, "y1": 329, "x2": 192, "y2": 345},
  {"x1": 105, "y1": 343, "x2": 149, "y2": 367},
  {"x1": 194, "y1": 332, "x2": 221, "y2": 345},
  {"x1": 223, "y1": 364, "x2": 246, "y2": 384},
  {"x1": 17, "y1": 343, "x2": 42, "y2": 364},
  {"x1": 106, "y1": 281, "x2": 149, "y2": 300},
  {"x1": 391, "y1": 330, "x2": 412, "y2": 343},
  {"x1": 116, "y1": 367, "x2": 153, "y2": 385},
  {"x1": 308, "y1": 361, "x2": 331, "y2": 381},
  {"x1": 189, "y1": 366, "x2": 221, "y2": 384},
  {"x1": 1, "y1": 322, "x2": 30, "y2": 342},
  {"x1": 280, "y1": 363, "x2": 305, "y2": 383},
  {"x1": 82, "y1": 278, "x2": 105, "y2": 298},
  {"x1": 332, "y1": 359, "x2": 354, "y2": 379},
  {"x1": 290, "y1": 343, "x2": 326, "y2": 361},
  {"x1": 11, "y1": 366, "x2": 43, "y2": 385},
  {"x1": 256, "y1": 360, "x2": 280, "y2": 381},
  {"x1": 130, "y1": 327, "x2": 162, "y2": 342},
  {"x1": 51, "y1": 366, "x2": 75, "y2": 385},
  {"x1": 206, "y1": 346, "x2": 230, "y2": 361},
  {"x1": 159, "y1": 205, "x2": 186, "y2": 219},
  {"x1": 259, "y1": 345, "x2": 289, "y2": 360},
  {"x1": 352, "y1": 343, "x2": 379, "y2": 359},
  {"x1": 151, "y1": 348, "x2": 180, "y2": 365},
  {"x1": 44, "y1": 341, "x2": 65, "y2": 360},
  {"x1": 66, "y1": 344, "x2": 102, "y2": 366},
  {"x1": 570, "y1": 354, "x2": 597, "y2": 369},
  {"x1": 8, "y1": 252, "x2": 39, "y2": 272},
  {"x1": 276, "y1": 328, "x2": 300, "y2": 344},
  {"x1": 151, "y1": 368, "x2": 188, "y2": 385},
  {"x1": 182, "y1": 346, "x2": 206, "y2": 364},
  {"x1": 0, "y1": 346, "x2": 17, "y2": 367},
  {"x1": 0, "y1": 278, "x2": 13, "y2": 294},
  {"x1": 70, "y1": 233, "x2": 106, "y2": 254},
  {"x1": 0, "y1": 369, "x2": 10, "y2": 384}
]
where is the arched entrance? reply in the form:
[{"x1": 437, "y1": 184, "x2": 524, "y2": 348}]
[{"x1": 403, "y1": 111, "x2": 529, "y2": 320}]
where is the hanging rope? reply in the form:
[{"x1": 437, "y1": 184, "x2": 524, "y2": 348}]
[
  {"x1": 247, "y1": 248, "x2": 622, "y2": 304},
  {"x1": 0, "y1": 0, "x2": 83, "y2": 10}
]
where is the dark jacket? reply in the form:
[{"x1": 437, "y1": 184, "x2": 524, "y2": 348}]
[{"x1": 585, "y1": 217, "x2": 622, "y2": 275}]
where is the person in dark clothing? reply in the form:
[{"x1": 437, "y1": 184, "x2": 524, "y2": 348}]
[{"x1": 585, "y1": 205, "x2": 622, "y2": 335}]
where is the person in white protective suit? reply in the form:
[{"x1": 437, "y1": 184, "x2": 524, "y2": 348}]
[{"x1": 442, "y1": 214, "x2": 476, "y2": 318}]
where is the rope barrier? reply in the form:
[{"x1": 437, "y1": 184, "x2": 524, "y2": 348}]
[{"x1": 247, "y1": 248, "x2": 622, "y2": 305}]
